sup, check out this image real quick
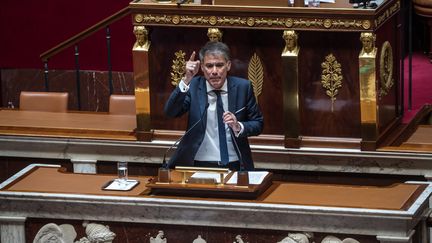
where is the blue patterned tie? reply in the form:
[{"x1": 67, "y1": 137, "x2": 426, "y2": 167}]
[{"x1": 214, "y1": 90, "x2": 229, "y2": 165}]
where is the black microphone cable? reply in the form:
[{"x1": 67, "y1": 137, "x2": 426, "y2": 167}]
[{"x1": 162, "y1": 103, "x2": 210, "y2": 168}]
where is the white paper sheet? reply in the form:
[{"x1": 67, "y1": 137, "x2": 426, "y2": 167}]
[
  {"x1": 226, "y1": 171, "x2": 269, "y2": 185},
  {"x1": 103, "y1": 179, "x2": 139, "y2": 191}
]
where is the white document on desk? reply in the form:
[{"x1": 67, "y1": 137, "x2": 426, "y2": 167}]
[
  {"x1": 226, "y1": 171, "x2": 269, "y2": 185},
  {"x1": 103, "y1": 179, "x2": 139, "y2": 191}
]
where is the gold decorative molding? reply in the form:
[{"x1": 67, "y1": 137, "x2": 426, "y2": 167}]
[
  {"x1": 247, "y1": 53, "x2": 264, "y2": 101},
  {"x1": 170, "y1": 50, "x2": 187, "y2": 86},
  {"x1": 134, "y1": 14, "x2": 373, "y2": 31},
  {"x1": 321, "y1": 54, "x2": 343, "y2": 112},
  {"x1": 379, "y1": 41, "x2": 394, "y2": 97},
  {"x1": 374, "y1": 0, "x2": 400, "y2": 28}
]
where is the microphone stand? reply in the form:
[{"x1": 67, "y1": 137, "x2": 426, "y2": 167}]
[
  {"x1": 228, "y1": 124, "x2": 249, "y2": 186},
  {"x1": 159, "y1": 103, "x2": 210, "y2": 183}
]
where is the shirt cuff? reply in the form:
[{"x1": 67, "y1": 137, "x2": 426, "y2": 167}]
[
  {"x1": 179, "y1": 79, "x2": 190, "y2": 92},
  {"x1": 234, "y1": 122, "x2": 244, "y2": 137}
]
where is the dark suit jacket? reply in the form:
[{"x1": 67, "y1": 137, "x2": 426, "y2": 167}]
[{"x1": 164, "y1": 76, "x2": 263, "y2": 170}]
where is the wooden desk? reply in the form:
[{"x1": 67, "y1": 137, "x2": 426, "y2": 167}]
[
  {"x1": 0, "y1": 109, "x2": 137, "y2": 140},
  {"x1": 0, "y1": 164, "x2": 431, "y2": 243},
  {"x1": 4, "y1": 165, "x2": 423, "y2": 210}
]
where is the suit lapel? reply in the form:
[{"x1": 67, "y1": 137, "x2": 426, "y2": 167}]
[
  {"x1": 227, "y1": 77, "x2": 237, "y2": 113},
  {"x1": 197, "y1": 77, "x2": 208, "y2": 119}
]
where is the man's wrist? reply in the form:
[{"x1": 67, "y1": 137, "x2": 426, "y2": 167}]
[
  {"x1": 183, "y1": 76, "x2": 192, "y2": 85},
  {"x1": 233, "y1": 122, "x2": 241, "y2": 132},
  {"x1": 179, "y1": 79, "x2": 190, "y2": 92},
  {"x1": 234, "y1": 122, "x2": 244, "y2": 137}
]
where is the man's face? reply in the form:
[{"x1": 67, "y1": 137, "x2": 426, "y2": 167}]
[{"x1": 201, "y1": 53, "x2": 231, "y2": 90}]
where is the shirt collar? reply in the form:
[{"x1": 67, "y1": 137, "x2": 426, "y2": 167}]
[{"x1": 206, "y1": 79, "x2": 228, "y2": 94}]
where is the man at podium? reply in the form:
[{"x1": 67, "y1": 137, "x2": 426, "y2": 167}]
[{"x1": 164, "y1": 41, "x2": 263, "y2": 171}]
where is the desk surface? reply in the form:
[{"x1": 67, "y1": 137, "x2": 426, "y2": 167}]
[
  {"x1": 1, "y1": 164, "x2": 431, "y2": 239},
  {"x1": 1, "y1": 165, "x2": 424, "y2": 210},
  {"x1": 0, "y1": 109, "x2": 137, "y2": 140}
]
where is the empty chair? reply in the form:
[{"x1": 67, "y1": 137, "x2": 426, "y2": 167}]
[
  {"x1": 109, "y1": 94, "x2": 136, "y2": 115},
  {"x1": 19, "y1": 91, "x2": 69, "y2": 112}
]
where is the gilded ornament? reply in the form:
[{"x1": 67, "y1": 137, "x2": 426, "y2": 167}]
[
  {"x1": 379, "y1": 41, "x2": 394, "y2": 97},
  {"x1": 172, "y1": 15, "x2": 180, "y2": 24},
  {"x1": 135, "y1": 14, "x2": 144, "y2": 23},
  {"x1": 209, "y1": 16, "x2": 218, "y2": 25},
  {"x1": 362, "y1": 20, "x2": 371, "y2": 29},
  {"x1": 133, "y1": 26, "x2": 150, "y2": 51},
  {"x1": 282, "y1": 30, "x2": 299, "y2": 55},
  {"x1": 247, "y1": 17, "x2": 255, "y2": 27},
  {"x1": 323, "y1": 19, "x2": 332, "y2": 28},
  {"x1": 359, "y1": 32, "x2": 376, "y2": 56},
  {"x1": 170, "y1": 50, "x2": 187, "y2": 86},
  {"x1": 374, "y1": 1, "x2": 400, "y2": 27},
  {"x1": 207, "y1": 28, "x2": 223, "y2": 42},
  {"x1": 321, "y1": 54, "x2": 343, "y2": 112},
  {"x1": 139, "y1": 13, "x2": 372, "y2": 31},
  {"x1": 285, "y1": 18, "x2": 294, "y2": 28},
  {"x1": 248, "y1": 53, "x2": 264, "y2": 102}
]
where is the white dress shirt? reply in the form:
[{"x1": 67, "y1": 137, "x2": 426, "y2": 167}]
[{"x1": 179, "y1": 79, "x2": 240, "y2": 162}]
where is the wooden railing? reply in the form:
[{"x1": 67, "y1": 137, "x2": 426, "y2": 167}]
[
  {"x1": 39, "y1": 6, "x2": 131, "y2": 109},
  {"x1": 40, "y1": 7, "x2": 130, "y2": 62}
]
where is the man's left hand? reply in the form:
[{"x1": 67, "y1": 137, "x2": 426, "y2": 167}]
[{"x1": 222, "y1": 111, "x2": 241, "y2": 132}]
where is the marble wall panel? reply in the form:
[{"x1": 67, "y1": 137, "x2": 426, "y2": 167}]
[{"x1": 0, "y1": 69, "x2": 134, "y2": 112}]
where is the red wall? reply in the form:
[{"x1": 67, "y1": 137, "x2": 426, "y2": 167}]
[{"x1": 0, "y1": 0, "x2": 134, "y2": 72}]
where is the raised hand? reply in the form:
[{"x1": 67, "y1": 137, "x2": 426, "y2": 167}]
[{"x1": 184, "y1": 51, "x2": 201, "y2": 85}]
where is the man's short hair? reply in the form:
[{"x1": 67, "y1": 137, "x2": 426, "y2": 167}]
[{"x1": 199, "y1": 41, "x2": 231, "y2": 62}]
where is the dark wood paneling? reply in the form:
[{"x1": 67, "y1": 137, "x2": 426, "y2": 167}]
[
  {"x1": 376, "y1": 16, "x2": 401, "y2": 133},
  {"x1": 149, "y1": 27, "x2": 285, "y2": 135},
  {"x1": 299, "y1": 31, "x2": 361, "y2": 138}
]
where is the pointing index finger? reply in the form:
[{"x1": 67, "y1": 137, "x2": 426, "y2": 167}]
[{"x1": 189, "y1": 51, "x2": 196, "y2": 61}]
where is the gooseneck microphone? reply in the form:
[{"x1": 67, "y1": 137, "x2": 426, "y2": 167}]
[
  {"x1": 228, "y1": 125, "x2": 245, "y2": 171},
  {"x1": 228, "y1": 106, "x2": 246, "y2": 171},
  {"x1": 162, "y1": 103, "x2": 210, "y2": 168}
]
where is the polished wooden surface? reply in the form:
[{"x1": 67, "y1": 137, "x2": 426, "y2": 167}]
[
  {"x1": 2, "y1": 166, "x2": 425, "y2": 210},
  {"x1": 0, "y1": 109, "x2": 137, "y2": 140}
]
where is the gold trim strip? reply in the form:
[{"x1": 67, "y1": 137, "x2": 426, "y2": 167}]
[
  {"x1": 134, "y1": 14, "x2": 373, "y2": 31},
  {"x1": 374, "y1": 0, "x2": 400, "y2": 28}
]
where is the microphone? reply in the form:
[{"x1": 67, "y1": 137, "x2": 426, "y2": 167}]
[
  {"x1": 162, "y1": 103, "x2": 210, "y2": 168},
  {"x1": 228, "y1": 109, "x2": 249, "y2": 185},
  {"x1": 228, "y1": 106, "x2": 246, "y2": 171},
  {"x1": 228, "y1": 126, "x2": 245, "y2": 171}
]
